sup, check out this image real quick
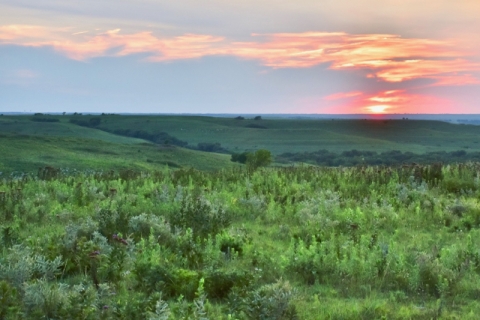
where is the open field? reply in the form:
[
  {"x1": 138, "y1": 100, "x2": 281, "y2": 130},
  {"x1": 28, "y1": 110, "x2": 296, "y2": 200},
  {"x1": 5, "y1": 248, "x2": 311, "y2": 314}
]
[
  {"x1": 0, "y1": 116, "x2": 237, "y2": 173},
  {"x1": 2, "y1": 114, "x2": 480, "y2": 174},
  {"x1": 78, "y1": 114, "x2": 480, "y2": 154},
  {"x1": 2, "y1": 164, "x2": 480, "y2": 318}
]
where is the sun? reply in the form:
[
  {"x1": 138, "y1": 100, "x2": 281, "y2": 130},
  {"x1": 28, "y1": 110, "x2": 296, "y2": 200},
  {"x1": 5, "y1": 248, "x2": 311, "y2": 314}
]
[{"x1": 366, "y1": 105, "x2": 389, "y2": 113}]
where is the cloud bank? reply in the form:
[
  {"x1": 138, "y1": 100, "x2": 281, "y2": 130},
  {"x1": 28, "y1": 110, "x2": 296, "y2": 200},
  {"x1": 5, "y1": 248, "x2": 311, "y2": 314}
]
[{"x1": 2, "y1": 25, "x2": 479, "y2": 89}]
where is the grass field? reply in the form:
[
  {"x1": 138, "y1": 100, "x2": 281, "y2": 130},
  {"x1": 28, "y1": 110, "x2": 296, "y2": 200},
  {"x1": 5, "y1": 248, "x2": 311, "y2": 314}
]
[
  {"x1": 2, "y1": 114, "x2": 480, "y2": 173},
  {"x1": 2, "y1": 164, "x2": 480, "y2": 318},
  {"x1": 0, "y1": 116, "x2": 238, "y2": 173},
  {"x1": 51, "y1": 114, "x2": 480, "y2": 154}
]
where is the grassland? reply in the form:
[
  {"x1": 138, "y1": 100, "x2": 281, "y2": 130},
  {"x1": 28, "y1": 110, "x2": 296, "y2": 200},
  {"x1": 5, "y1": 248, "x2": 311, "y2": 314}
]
[
  {"x1": 2, "y1": 164, "x2": 480, "y2": 319},
  {"x1": 0, "y1": 116, "x2": 237, "y2": 173},
  {"x1": 86, "y1": 114, "x2": 480, "y2": 154},
  {"x1": 1, "y1": 114, "x2": 480, "y2": 174}
]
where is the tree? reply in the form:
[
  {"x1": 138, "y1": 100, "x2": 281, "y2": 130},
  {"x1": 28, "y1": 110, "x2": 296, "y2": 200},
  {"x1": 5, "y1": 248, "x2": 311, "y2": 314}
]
[
  {"x1": 246, "y1": 149, "x2": 272, "y2": 170},
  {"x1": 231, "y1": 152, "x2": 250, "y2": 164}
]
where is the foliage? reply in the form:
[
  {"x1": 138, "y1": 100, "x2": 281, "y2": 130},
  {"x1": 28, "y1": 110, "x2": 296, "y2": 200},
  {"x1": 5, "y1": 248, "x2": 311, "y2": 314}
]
[
  {"x1": 108, "y1": 128, "x2": 188, "y2": 147},
  {"x1": 197, "y1": 142, "x2": 229, "y2": 153},
  {"x1": 1, "y1": 163, "x2": 480, "y2": 318},
  {"x1": 231, "y1": 152, "x2": 250, "y2": 164},
  {"x1": 278, "y1": 148, "x2": 480, "y2": 167},
  {"x1": 246, "y1": 149, "x2": 273, "y2": 170},
  {"x1": 30, "y1": 117, "x2": 60, "y2": 123}
]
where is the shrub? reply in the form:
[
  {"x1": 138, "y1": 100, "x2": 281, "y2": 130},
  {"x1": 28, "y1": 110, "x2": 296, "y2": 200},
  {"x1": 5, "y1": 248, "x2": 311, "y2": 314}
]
[
  {"x1": 246, "y1": 149, "x2": 272, "y2": 170},
  {"x1": 242, "y1": 280, "x2": 298, "y2": 319},
  {"x1": 0, "y1": 280, "x2": 20, "y2": 319},
  {"x1": 170, "y1": 195, "x2": 231, "y2": 239},
  {"x1": 204, "y1": 270, "x2": 252, "y2": 300}
]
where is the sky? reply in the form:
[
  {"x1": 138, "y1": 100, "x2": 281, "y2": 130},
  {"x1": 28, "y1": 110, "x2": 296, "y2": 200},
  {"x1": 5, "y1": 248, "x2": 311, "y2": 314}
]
[{"x1": 1, "y1": 0, "x2": 480, "y2": 114}]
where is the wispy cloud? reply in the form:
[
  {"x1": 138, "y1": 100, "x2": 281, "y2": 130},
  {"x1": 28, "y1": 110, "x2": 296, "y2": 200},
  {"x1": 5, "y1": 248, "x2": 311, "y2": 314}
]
[{"x1": 1, "y1": 25, "x2": 479, "y2": 88}]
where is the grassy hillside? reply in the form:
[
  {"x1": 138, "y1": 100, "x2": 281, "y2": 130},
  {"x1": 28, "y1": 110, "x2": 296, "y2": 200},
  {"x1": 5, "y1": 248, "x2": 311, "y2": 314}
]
[
  {"x1": 0, "y1": 116, "x2": 238, "y2": 173},
  {"x1": 57, "y1": 114, "x2": 480, "y2": 154},
  {"x1": 2, "y1": 114, "x2": 480, "y2": 173},
  {"x1": 0, "y1": 133, "x2": 237, "y2": 173}
]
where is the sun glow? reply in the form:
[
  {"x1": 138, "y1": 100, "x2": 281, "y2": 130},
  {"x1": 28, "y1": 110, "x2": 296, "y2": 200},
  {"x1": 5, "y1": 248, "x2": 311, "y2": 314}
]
[{"x1": 366, "y1": 105, "x2": 389, "y2": 113}]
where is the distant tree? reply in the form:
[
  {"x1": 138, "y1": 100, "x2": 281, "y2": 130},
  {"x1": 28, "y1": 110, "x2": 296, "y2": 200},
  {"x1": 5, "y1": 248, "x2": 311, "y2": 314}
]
[
  {"x1": 235, "y1": 116, "x2": 245, "y2": 120},
  {"x1": 246, "y1": 149, "x2": 272, "y2": 170},
  {"x1": 89, "y1": 117, "x2": 101, "y2": 127},
  {"x1": 231, "y1": 152, "x2": 251, "y2": 164},
  {"x1": 254, "y1": 116, "x2": 262, "y2": 120},
  {"x1": 197, "y1": 142, "x2": 227, "y2": 153}
]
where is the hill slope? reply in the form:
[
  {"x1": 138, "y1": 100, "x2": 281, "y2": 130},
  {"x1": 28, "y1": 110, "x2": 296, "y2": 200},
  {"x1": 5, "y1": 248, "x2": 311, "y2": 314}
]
[{"x1": 63, "y1": 114, "x2": 480, "y2": 154}]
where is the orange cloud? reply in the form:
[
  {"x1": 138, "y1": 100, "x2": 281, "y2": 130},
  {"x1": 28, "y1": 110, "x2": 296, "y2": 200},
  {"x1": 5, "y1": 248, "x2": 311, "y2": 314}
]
[{"x1": 1, "y1": 25, "x2": 479, "y2": 87}]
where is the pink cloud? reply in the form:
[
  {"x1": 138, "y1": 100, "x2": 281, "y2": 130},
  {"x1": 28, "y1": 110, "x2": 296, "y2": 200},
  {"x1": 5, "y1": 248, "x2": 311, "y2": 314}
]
[
  {"x1": 1, "y1": 25, "x2": 479, "y2": 87},
  {"x1": 323, "y1": 91, "x2": 363, "y2": 101}
]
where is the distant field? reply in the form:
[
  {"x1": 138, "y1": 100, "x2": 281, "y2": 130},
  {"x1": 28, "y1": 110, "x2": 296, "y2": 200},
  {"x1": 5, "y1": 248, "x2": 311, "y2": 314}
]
[
  {"x1": 63, "y1": 114, "x2": 480, "y2": 154},
  {"x1": 0, "y1": 116, "x2": 238, "y2": 173},
  {"x1": 1, "y1": 114, "x2": 480, "y2": 173}
]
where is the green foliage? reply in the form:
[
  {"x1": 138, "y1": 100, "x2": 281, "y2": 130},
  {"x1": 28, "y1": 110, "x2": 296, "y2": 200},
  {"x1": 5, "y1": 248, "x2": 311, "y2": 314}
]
[
  {"x1": 246, "y1": 149, "x2": 272, "y2": 170},
  {"x1": 231, "y1": 152, "x2": 250, "y2": 164},
  {"x1": 2, "y1": 163, "x2": 480, "y2": 318},
  {"x1": 242, "y1": 280, "x2": 298, "y2": 320},
  {"x1": 278, "y1": 149, "x2": 480, "y2": 167},
  {"x1": 0, "y1": 280, "x2": 20, "y2": 319},
  {"x1": 170, "y1": 194, "x2": 231, "y2": 239},
  {"x1": 30, "y1": 117, "x2": 60, "y2": 123},
  {"x1": 197, "y1": 142, "x2": 229, "y2": 153},
  {"x1": 69, "y1": 117, "x2": 102, "y2": 127}
]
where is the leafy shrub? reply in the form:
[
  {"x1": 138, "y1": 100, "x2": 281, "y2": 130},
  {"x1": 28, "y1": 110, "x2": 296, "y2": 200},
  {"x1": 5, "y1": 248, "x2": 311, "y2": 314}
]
[
  {"x1": 231, "y1": 152, "x2": 250, "y2": 164},
  {"x1": 204, "y1": 269, "x2": 252, "y2": 300},
  {"x1": 170, "y1": 195, "x2": 231, "y2": 239},
  {"x1": 246, "y1": 149, "x2": 272, "y2": 170},
  {"x1": 128, "y1": 213, "x2": 172, "y2": 241},
  {"x1": 0, "y1": 280, "x2": 20, "y2": 319},
  {"x1": 23, "y1": 279, "x2": 70, "y2": 319},
  {"x1": 242, "y1": 280, "x2": 298, "y2": 320},
  {"x1": 442, "y1": 177, "x2": 476, "y2": 193}
]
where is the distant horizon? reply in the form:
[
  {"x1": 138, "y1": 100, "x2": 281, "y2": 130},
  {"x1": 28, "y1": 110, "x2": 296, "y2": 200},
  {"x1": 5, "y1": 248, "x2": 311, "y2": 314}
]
[
  {"x1": 4, "y1": 111, "x2": 480, "y2": 121},
  {"x1": 4, "y1": 112, "x2": 480, "y2": 115}
]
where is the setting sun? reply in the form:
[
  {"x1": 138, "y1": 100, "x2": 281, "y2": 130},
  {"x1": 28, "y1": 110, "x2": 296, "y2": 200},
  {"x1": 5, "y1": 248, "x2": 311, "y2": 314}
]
[{"x1": 366, "y1": 105, "x2": 389, "y2": 113}]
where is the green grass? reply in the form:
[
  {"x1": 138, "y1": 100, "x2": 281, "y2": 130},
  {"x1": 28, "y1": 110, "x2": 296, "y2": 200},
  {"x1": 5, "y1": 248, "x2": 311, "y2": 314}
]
[
  {"x1": 0, "y1": 133, "x2": 237, "y2": 173},
  {"x1": 2, "y1": 164, "x2": 480, "y2": 318},
  {"x1": 61, "y1": 114, "x2": 480, "y2": 154},
  {"x1": 2, "y1": 114, "x2": 480, "y2": 173}
]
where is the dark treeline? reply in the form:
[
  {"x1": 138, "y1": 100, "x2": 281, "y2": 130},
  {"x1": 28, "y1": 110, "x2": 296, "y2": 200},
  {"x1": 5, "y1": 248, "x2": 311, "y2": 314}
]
[
  {"x1": 277, "y1": 149, "x2": 480, "y2": 166},
  {"x1": 110, "y1": 128, "x2": 189, "y2": 147},
  {"x1": 30, "y1": 117, "x2": 59, "y2": 123},
  {"x1": 31, "y1": 113, "x2": 60, "y2": 122},
  {"x1": 69, "y1": 117, "x2": 232, "y2": 153},
  {"x1": 69, "y1": 117, "x2": 189, "y2": 147}
]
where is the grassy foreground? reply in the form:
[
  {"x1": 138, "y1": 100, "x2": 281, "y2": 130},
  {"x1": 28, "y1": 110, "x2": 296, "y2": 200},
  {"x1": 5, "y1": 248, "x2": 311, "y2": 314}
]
[{"x1": 2, "y1": 164, "x2": 480, "y2": 319}]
